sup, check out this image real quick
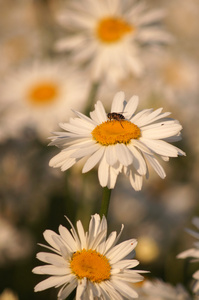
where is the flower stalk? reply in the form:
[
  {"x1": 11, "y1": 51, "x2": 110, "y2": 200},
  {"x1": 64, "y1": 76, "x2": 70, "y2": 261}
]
[
  {"x1": 84, "y1": 81, "x2": 100, "y2": 115},
  {"x1": 100, "y1": 187, "x2": 112, "y2": 218}
]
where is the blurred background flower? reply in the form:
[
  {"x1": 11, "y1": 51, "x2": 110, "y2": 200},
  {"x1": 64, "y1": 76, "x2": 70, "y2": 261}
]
[
  {"x1": 0, "y1": 0, "x2": 199, "y2": 299},
  {"x1": 54, "y1": 0, "x2": 171, "y2": 85},
  {"x1": 0, "y1": 289, "x2": 19, "y2": 300},
  {"x1": 0, "y1": 60, "x2": 88, "y2": 141}
]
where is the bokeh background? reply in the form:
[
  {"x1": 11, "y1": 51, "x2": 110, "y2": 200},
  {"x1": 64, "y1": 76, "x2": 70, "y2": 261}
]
[{"x1": 0, "y1": 0, "x2": 199, "y2": 299}]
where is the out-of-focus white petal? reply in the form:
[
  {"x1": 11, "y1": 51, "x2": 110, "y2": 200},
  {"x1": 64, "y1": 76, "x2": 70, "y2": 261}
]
[{"x1": 111, "y1": 91, "x2": 125, "y2": 112}]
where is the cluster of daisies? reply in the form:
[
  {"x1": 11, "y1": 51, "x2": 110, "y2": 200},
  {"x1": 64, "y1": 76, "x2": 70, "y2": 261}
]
[
  {"x1": 32, "y1": 90, "x2": 187, "y2": 299},
  {"x1": 23, "y1": 0, "x2": 199, "y2": 299},
  {"x1": 0, "y1": 0, "x2": 170, "y2": 141}
]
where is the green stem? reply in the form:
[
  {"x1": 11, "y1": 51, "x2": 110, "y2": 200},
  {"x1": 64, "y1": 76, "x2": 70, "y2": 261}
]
[
  {"x1": 100, "y1": 187, "x2": 112, "y2": 219},
  {"x1": 84, "y1": 81, "x2": 100, "y2": 115}
]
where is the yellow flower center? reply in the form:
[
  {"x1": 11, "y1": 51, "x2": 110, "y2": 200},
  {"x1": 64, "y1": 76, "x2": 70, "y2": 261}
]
[
  {"x1": 70, "y1": 249, "x2": 111, "y2": 283},
  {"x1": 96, "y1": 17, "x2": 134, "y2": 43},
  {"x1": 27, "y1": 81, "x2": 59, "y2": 105},
  {"x1": 92, "y1": 120, "x2": 141, "y2": 145}
]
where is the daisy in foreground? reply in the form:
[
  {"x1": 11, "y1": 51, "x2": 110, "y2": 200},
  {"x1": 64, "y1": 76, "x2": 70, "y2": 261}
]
[
  {"x1": 33, "y1": 214, "x2": 146, "y2": 299},
  {"x1": 177, "y1": 217, "x2": 199, "y2": 294},
  {"x1": 49, "y1": 91, "x2": 185, "y2": 191},
  {"x1": 55, "y1": 0, "x2": 171, "y2": 84}
]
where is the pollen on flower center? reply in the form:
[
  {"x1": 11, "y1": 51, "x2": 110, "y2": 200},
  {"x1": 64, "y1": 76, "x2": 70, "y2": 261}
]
[
  {"x1": 27, "y1": 82, "x2": 59, "y2": 105},
  {"x1": 96, "y1": 17, "x2": 134, "y2": 43},
  {"x1": 92, "y1": 120, "x2": 141, "y2": 145},
  {"x1": 70, "y1": 249, "x2": 111, "y2": 283}
]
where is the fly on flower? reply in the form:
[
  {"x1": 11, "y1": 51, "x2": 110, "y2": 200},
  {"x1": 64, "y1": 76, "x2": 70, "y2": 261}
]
[
  {"x1": 49, "y1": 91, "x2": 185, "y2": 191},
  {"x1": 107, "y1": 112, "x2": 126, "y2": 128}
]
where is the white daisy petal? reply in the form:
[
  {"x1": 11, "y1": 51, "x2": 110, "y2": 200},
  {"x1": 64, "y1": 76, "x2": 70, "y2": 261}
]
[
  {"x1": 144, "y1": 153, "x2": 166, "y2": 178},
  {"x1": 127, "y1": 144, "x2": 147, "y2": 175},
  {"x1": 58, "y1": 225, "x2": 77, "y2": 252},
  {"x1": 34, "y1": 275, "x2": 72, "y2": 292},
  {"x1": 76, "y1": 220, "x2": 87, "y2": 249},
  {"x1": 177, "y1": 248, "x2": 199, "y2": 259},
  {"x1": 33, "y1": 265, "x2": 69, "y2": 276},
  {"x1": 111, "y1": 279, "x2": 138, "y2": 298},
  {"x1": 130, "y1": 109, "x2": 153, "y2": 124},
  {"x1": 71, "y1": 143, "x2": 100, "y2": 159},
  {"x1": 93, "y1": 101, "x2": 108, "y2": 123},
  {"x1": 123, "y1": 95, "x2": 139, "y2": 119},
  {"x1": 115, "y1": 143, "x2": 133, "y2": 166},
  {"x1": 127, "y1": 168, "x2": 143, "y2": 191},
  {"x1": 141, "y1": 122, "x2": 183, "y2": 139},
  {"x1": 58, "y1": 278, "x2": 77, "y2": 300},
  {"x1": 178, "y1": 217, "x2": 199, "y2": 295},
  {"x1": 105, "y1": 145, "x2": 118, "y2": 166},
  {"x1": 52, "y1": 235, "x2": 71, "y2": 259},
  {"x1": 140, "y1": 139, "x2": 183, "y2": 157},
  {"x1": 49, "y1": 149, "x2": 78, "y2": 171},
  {"x1": 131, "y1": 139, "x2": 153, "y2": 155},
  {"x1": 98, "y1": 153, "x2": 109, "y2": 187},
  {"x1": 136, "y1": 108, "x2": 164, "y2": 127},
  {"x1": 108, "y1": 239, "x2": 137, "y2": 264},
  {"x1": 88, "y1": 214, "x2": 103, "y2": 242},
  {"x1": 82, "y1": 147, "x2": 105, "y2": 173},
  {"x1": 100, "y1": 281, "x2": 123, "y2": 300},
  {"x1": 72, "y1": 110, "x2": 97, "y2": 126},
  {"x1": 108, "y1": 164, "x2": 122, "y2": 189},
  {"x1": 36, "y1": 252, "x2": 66, "y2": 267},
  {"x1": 76, "y1": 277, "x2": 87, "y2": 299},
  {"x1": 111, "y1": 91, "x2": 125, "y2": 112},
  {"x1": 43, "y1": 230, "x2": 61, "y2": 251},
  {"x1": 113, "y1": 259, "x2": 139, "y2": 270}
]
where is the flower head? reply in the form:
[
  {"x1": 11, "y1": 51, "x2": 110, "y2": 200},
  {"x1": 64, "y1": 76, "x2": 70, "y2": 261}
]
[
  {"x1": 177, "y1": 217, "x2": 199, "y2": 294},
  {"x1": 33, "y1": 214, "x2": 145, "y2": 299},
  {"x1": 55, "y1": 0, "x2": 171, "y2": 84},
  {"x1": 138, "y1": 279, "x2": 191, "y2": 300},
  {"x1": 0, "y1": 61, "x2": 87, "y2": 140},
  {"x1": 49, "y1": 91, "x2": 185, "y2": 190}
]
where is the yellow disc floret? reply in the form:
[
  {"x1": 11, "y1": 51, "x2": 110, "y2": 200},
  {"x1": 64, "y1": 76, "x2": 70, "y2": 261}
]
[
  {"x1": 92, "y1": 120, "x2": 141, "y2": 146},
  {"x1": 96, "y1": 17, "x2": 134, "y2": 43},
  {"x1": 27, "y1": 81, "x2": 59, "y2": 105},
  {"x1": 70, "y1": 249, "x2": 111, "y2": 283}
]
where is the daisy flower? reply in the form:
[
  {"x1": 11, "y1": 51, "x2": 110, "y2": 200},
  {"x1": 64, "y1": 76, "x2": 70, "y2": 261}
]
[
  {"x1": 49, "y1": 91, "x2": 185, "y2": 191},
  {"x1": 33, "y1": 214, "x2": 145, "y2": 299},
  {"x1": 55, "y1": 0, "x2": 171, "y2": 84},
  {"x1": 0, "y1": 61, "x2": 87, "y2": 140},
  {"x1": 177, "y1": 217, "x2": 199, "y2": 294},
  {"x1": 138, "y1": 279, "x2": 191, "y2": 300}
]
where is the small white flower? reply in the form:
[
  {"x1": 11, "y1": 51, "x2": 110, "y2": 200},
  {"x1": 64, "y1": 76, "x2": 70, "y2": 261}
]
[
  {"x1": 177, "y1": 217, "x2": 199, "y2": 294},
  {"x1": 49, "y1": 91, "x2": 185, "y2": 190},
  {"x1": 55, "y1": 0, "x2": 171, "y2": 84},
  {"x1": 138, "y1": 279, "x2": 191, "y2": 300},
  {"x1": 0, "y1": 61, "x2": 87, "y2": 140},
  {"x1": 33, "y1": 214, "x2": 145, "y2": 299}
]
